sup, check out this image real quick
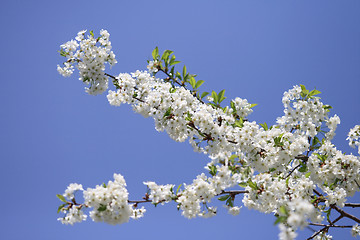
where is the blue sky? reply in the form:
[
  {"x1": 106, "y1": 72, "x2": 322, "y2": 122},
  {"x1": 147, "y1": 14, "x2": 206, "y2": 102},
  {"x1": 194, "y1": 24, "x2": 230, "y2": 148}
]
[{"x1": 0, "y1": 1, "x2": 359, "y2": 239}]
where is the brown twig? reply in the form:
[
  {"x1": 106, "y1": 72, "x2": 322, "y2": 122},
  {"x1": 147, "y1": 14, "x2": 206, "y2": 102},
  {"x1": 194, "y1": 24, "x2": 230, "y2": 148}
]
[
  {"x1": 309, "y1": 223, "x2": 353, "y2": 228},
  {"x1": 307, "y1": 214, "x2": 343, "y2": 239},
  {"x1": 330, "y1": 204, "x2": 360, "y2": 224}
]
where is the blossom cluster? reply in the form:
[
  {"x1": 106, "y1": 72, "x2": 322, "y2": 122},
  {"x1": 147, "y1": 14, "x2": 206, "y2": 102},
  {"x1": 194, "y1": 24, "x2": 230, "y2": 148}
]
[
  {"x1": 143, "y1": 181, "x2": 175, "y2": 204},
  {"x1": 347, "y1": 125, "x2": 360, "y2": 155},
  {"x1": 307, "y1": 141, "x2": 360, "y2": 202},
  {"x1": 57, "y1": 29, "x2": 117, "y2": 95},
  {"x1": 57, "y1": 205, "x2": 87, "y2": 226},
  {"x1": 57, "y1": 174, "x2": 145, "y2": 225},
  {"x1": 57, "y1": 30, "x2": 360, "y2": 239}
]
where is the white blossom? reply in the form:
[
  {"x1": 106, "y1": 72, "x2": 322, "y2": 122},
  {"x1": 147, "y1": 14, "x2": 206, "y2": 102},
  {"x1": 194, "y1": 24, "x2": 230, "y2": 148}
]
[
  {"x1": 347, "y1": 125, "x2": 360, "y2": 155},
  {"x1": 352, "y1": 224, "x2": 360, "y2": 237},
  {"x1": 83, "y1": 173, "x2": 134, "y2": 225},
  {"x1": 63, "y1": 183, "x2": 83, "y2": 200},
  {"x1": 57, "y1": 205, "x2": 87, "y2": 225}
]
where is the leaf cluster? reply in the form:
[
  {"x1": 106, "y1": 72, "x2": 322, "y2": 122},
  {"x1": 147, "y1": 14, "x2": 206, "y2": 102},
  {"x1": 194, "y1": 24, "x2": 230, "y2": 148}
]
[{"x1": 300, "y1": 84, "x2": 321, "y2": 100}]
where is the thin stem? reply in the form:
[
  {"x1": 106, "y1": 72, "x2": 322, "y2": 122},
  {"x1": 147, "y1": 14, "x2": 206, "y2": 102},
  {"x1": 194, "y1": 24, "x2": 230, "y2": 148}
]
[
  {"x1": 307, "y1": 214, "x2": 343, "y2": 240},
  {"x1": 158, "y1": 69, "x2": 184, "y2": 87},
  {"x1": 309, "y1": 223, "x2": 353, "y2": 228},
  {"x1": 284, "y1": 163, "x2": 302, "y2": 179},
  {"x1": 345, "y1": 203, "x2": 360, "y2": 208},
  {"x1": 218, "y1": 190, "x2": 249, "y2": 196},
  {"x1": 128, "y1": 200, "x2": 151, "y2": 204},
  {"x1": 105, "y1": 73, "x2": 117, "y2": 80}
]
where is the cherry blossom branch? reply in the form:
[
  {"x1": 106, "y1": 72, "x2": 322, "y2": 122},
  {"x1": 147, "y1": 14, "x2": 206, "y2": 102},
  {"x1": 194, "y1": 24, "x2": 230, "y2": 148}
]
[{"x1": 106, "y1": 71, "x2": 316, "y2": 169}]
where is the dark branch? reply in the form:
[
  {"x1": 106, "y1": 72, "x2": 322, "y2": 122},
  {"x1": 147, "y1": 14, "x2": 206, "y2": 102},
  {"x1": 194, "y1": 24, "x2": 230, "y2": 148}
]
[
  {"x1": 218, "y1": 190, "x2": 249, "y2": 196},
  {"x1": 345, "y1": 203, "x2": 360, "y2": 208},
  {"x1": 105, "y1": 73, "x2": 117, "y2": 80},
  {"x1": 309, "y1": 223, "x2": 353, "y2": 228},
  {"x1": 307, "y1": 214, "x2": 343, "y2": 240},
  {"x1": 330, "y1": 204, "x2": 360, "y2": 224}
]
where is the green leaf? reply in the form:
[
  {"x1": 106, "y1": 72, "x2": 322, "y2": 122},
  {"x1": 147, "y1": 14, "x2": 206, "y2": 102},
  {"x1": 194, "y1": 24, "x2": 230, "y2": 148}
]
[
  {"x1": 201, "y1": 92, "x2": 209, "y2": 99},
  {"x1": 279, "y1": 205, "x2": 288, "y2": 215},
  {"x1": 300, "y1": 84, "x2": 306, "y2": 92},
  {"x1": 247, "y1": 179, "x2": 258, "y2": 190},
  {"x1": 189, "y1": 76, "x2": 196, "y2": 89},
  {"x1": 169, "y1": 87, "x2": 177, "y2": 93},
  {"x1": 59, "y1": 49, "x2": 67, "y2": 57},
  {"x1": 300, "y1": 84, "x2": 309, "y2": 98},
  {"x1": 218, "y1": 195, "x2": 230, "y2": 201},
  {"x1": 230, "y1": 101, "x2": 236, "y2": 111},
  {"x1": 209, "y1": 165, "x2": 217, "y2": 176},
  {"x1": 226, "y1": 198, "x2": 234, "y2": 207},
  {"x1": 175, "y1": 71, "x2": 182, "y2": 80},
  {"x1": 152, "y1": 47, "x2": 159, "y2": 60},
  {"x1": 273, "y1": 133, "x2": 284, "y2": 147},
  {"x1": 170, "y1": 58, "x2": 181, "y2": 66},
  {"x1": 274, "y1": 216, "x2": 287, "y2": 225},
  {"x1": 182, "y1": 65, "x2": 187, "y2": 78},
  {"x1": 326, "y1": 208, "x2": 332, "y2": 223},
  {"x1": 176, "y1": 184, "x2": 182, "y2": 194},
  {"x1": 185, "y1": 112, "x2": 192, "y2": 121},
  {"x1": 98, "y1": 204, "x2": 107, "y2": 212},
  {"x1": 169, "y1": 54, "x2": 175, "y2": 64},
  {"x1": 89, "y1": 30, "x2": 94, "y2": 37},
  {"x1": 102, "y1": 183, "x2": 107, "y2": 188},
  {"x1": 312, "y1": 136, "x2": 320, "y2": 146},
  {"x1": 163, "y1": 107, "x2": 172, "y2": 118},
  {"x1": 161, "y1": 50, "x2": 173, "y2": 63},
  {"x1": 249, "y1": 103, "x2": 257, "y2": 108},
  {"x1": 238, "y1": 182, "x2": 247, "y2": 188},
  {"x1": 57, "y1": 203, "x2": 67, "y2": 213},
  {"x1": 305, "y1": 172, "x2": 311, "y2": 178},
  {"x1": 218, "y1": 89, "x2": 226, "y2": 103},
  {"x1": 195, "y1": 80, "x2": 205, "y2": 89},
  {"x1": 314, "y1": 153, "x2": 328, "y2": 163},
  {"x1": 234, "y1": 118, "x2": 244, "y2": 128},
  {"x1": 211, "y1": 91, "x2": 218, "y2": 104},
  {"x1": 170, "y1": 66, "x2": 175, "y2": 77},
  {"x1": 269, "y1": 168, "x2": 276, "y2": 172},
  {"x1": 323, "y1": 105, "x2": 332, "y2": 112},
  {"x1": 169, "y1": 55, "x2": 180, "y2": 66},
  {"x1": 309, "y1": 89, "x2": 321, "y2": 97},
  {"x1": 229, "y1": 154, "x2": 238, "y2": 162},
  {"x1": 260, "y1": 122, "x2": 268, "y2": 131},
  {"x1": 298, "y1": 165, "x2": 308, "y2": 172},
  {"x1": 56, "y1": 194, "x2": 67, "y2": 203}
]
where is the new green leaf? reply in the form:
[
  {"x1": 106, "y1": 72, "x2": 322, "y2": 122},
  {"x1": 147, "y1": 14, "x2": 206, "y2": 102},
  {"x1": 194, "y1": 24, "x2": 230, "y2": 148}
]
[
  {"x1": 152, "y1": 47, "x2": 159, "y2": 60},
  {"x1": 195, "y1": 80, "x2": 205, "y2": 89},
  {"x1": 218, "y1": 195, "x2": 230, "y2": 201},
  {"x1": 56, "y1": 194, "x2": 67, "y2": 203}
]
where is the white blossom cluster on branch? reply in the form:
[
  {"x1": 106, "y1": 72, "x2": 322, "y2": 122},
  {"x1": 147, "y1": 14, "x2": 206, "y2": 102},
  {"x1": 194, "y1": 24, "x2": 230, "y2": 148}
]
[{"x1": 57, "y1": 30, "x2": 360, "y2": 240}]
